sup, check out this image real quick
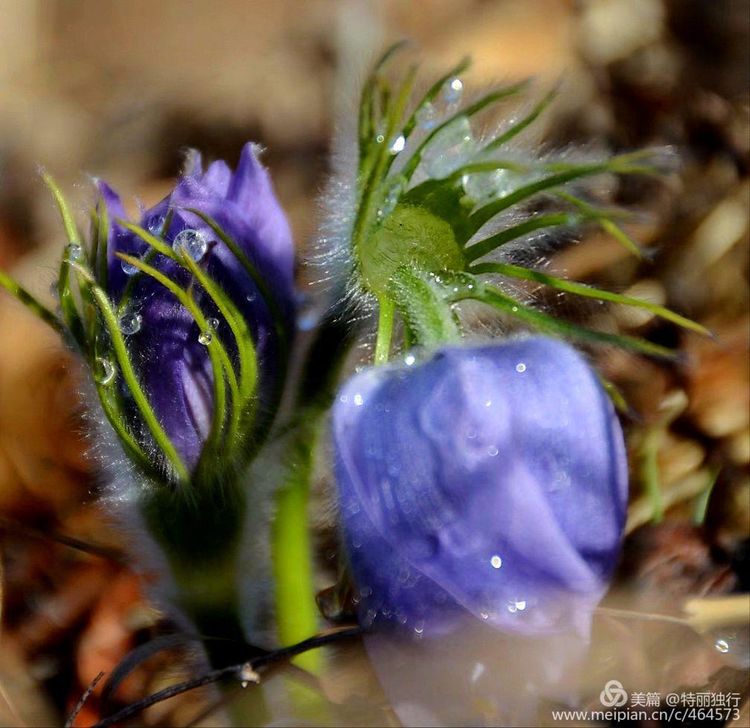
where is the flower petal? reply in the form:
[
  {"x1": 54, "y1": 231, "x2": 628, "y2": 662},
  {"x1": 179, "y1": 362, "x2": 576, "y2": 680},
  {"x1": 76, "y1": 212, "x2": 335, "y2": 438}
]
[{"x1": 333, "y1": 337, "x2": 627, "y2": 636}]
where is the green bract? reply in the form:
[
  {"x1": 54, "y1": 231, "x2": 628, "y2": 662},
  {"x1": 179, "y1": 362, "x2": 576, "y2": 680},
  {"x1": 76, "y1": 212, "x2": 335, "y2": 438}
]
[{"x1": 347, "y1": 44, "x2": 709, "y2": 368}]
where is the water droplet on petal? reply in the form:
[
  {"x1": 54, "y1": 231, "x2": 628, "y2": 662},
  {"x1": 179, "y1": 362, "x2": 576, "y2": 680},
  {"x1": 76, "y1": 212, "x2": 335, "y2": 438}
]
[
  {"x1": 147, "y1": 215, "x2": 166, "y2": 236},
  {"x1": 95, "y1": 357, "x2": 116, "y2": 385},
  {"x1": 404, "y1": 354, "x2": 416, "y2": 366},
  {"x1": 172, "y1": 228, "x2": 207, "y2": 262},
  {"x1": 715, "y1": 638, "x2": 730, "y2": 653},
  {"x1": 198, "y1": 330, "x2": 213, "y2": 346},
  {"x1": 507, "y1": 599, "x2": 527, "y2": 613},
  {"x1": 490, "y1": 554, "x2": 503, "y2": 569},
  {"x1": 487, "y1": 445, "x2": 499, "y2": 457},
  {"x1": 375, "y1": 134, "x2": 385, "y2": 144},
  {"x1": 66, "y1": 243, "x2": 83, "y2": 261},
  {"x1": 353, "y1": 393, "x2": 364, "y2": 406},
  {"x1": 121, "y1": 257, "x2": 139, "y2": 276},
  {"x1": 515, "y1": 362, "x2": 526, "y2": 373},
  {"x1": 119, "y1": 311, "x2": 142, "y2": 335}
]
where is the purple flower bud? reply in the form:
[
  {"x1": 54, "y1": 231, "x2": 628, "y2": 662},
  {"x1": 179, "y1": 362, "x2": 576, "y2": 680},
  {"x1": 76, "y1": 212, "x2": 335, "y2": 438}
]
[
  {"x1": 98, "y1": 143, "x2": 294, "y2": 471},
  {"x1": 333, "y1": 337, "x2": 628, "y2": 637}
]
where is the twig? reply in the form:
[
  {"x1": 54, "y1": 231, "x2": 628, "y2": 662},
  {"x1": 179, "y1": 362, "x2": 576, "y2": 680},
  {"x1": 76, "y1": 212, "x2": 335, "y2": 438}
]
[
  {"x1": 90, "y1": 626, "x2": 362, "y2": 728},
  {"x1": 0, "y1": 517, "x2": 125, "y2": 563},
  {"x1": 66, "y1": 671, "x2": 105, "y2": 728}
]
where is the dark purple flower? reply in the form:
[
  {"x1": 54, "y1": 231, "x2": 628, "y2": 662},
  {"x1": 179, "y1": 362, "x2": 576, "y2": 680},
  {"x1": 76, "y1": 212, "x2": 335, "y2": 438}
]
[
  {"x1": 333, "y1": 337, "x2": 628, "y2": 637},
  {"x1": 98, "y1": 143, "x2": 294, "y2": 471}
]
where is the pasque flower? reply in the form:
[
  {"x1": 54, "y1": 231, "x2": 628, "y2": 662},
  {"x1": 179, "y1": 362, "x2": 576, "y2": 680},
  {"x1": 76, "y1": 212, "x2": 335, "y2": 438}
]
[
  {"x1": 333, "y1": 337, "x2": 628, "y2": 637},
  {"x1": 93, "y1": 142, "x2": 295, "y2": 478}
]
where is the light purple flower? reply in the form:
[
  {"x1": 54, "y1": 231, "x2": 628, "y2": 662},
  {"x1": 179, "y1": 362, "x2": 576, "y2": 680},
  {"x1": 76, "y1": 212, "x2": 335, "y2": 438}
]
[
  {"x1": 333, "y1": 337, "x2": 628, "y2": 637},
  {"x1": 98, "y1": 142, "x2": 294, "y2": 470}
]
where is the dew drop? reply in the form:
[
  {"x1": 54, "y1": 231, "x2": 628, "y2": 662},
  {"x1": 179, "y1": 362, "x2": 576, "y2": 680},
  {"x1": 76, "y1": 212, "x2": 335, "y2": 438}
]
[
  {"x1": 172, "y1": 228, "x2": 207, "y2": 262},
  {"x1": 361, "y1": 608, "x2": 378, "y2": 628},
  {"x1": 487, "y1": 445, "x2": 499, "y2": 457},
  {"x1": 404, "y1": 354, "x2": 416, "y2": 366},
  {"x1": 490, "y1": 554, "x2": 503, "y2": 569},
  {"x1": 442, "y1": 77, "x2": 464, "y2": 106},
  {"x1": 515, "y1": 362, "x2": 527, "y2": 373},
  {"x1": 479, "y1": 610, "x2": 490, "y2": 620},
  {"x1": 413, "y1": 620, "x2": 425, "y2": 638},
  {"x1": 423, "y1": 116, "x2": 476, "y2": 179},
  {"x1": 198, "y1": 330, "x2": 213, "y2": 346},
  {"x1": 353, "y1": 393, "x2": 364, "y2": 406},
  {"x1": 95, "y1": 357, "x2": 116, "y2": 385},
  {"x1": 66, "y1": 243, "x2": 83, "y2": 261},
  {"x1": 206, "y1": 317, "x2": 219, "y2": 330},
  {"x1": 507, "y1": 599, "x2": 527, "y2": 613},
  {"x1": 389, "y1": 134, "x2": 406, "y2": 154},
  {"x1": 484, "y1": 399, "x2": 492, "y2": 408},
  {"x1": 416, "y1": 101, "x2": 439, "y2": 131},
  {"x1": 715, "y1": 638, "x2": 730, "y2": 653},
  {"x1": 120, "y1": 257, "x2": 139, "y2": 276},
  {"x1": 375, "y1": 134, "x2": 385, "y2": 144},
  {"x1": 377, "y1": 177, "x2": 404, "y2": 220},
  {"x1": 147, "y1": 215, "x2": 166, "y2": 236},
  {"x1": 119, "y1": 311, "x2": 142, "y2": 335}
]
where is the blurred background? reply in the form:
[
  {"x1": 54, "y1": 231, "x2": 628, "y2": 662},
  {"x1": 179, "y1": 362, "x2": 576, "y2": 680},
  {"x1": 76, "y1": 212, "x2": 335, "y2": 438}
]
[{"x1": 0, "y1": 0, "x2": 747, "y2": 725}]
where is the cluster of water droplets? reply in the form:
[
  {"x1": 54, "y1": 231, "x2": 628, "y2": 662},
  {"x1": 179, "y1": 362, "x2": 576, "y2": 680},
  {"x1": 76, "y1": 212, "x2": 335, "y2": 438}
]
[{"x1": 198, "y1": 316, "x2": 219, "y2": 346}]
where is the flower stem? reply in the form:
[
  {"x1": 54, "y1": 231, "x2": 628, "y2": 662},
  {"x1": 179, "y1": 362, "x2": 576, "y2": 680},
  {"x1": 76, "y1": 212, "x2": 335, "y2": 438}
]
[
  {"x1": 374, "y1": 297, "x2": 395, "y2": 364},
  {"x1": 271, "y1": 426, "x2": 321, "y2": 673}
]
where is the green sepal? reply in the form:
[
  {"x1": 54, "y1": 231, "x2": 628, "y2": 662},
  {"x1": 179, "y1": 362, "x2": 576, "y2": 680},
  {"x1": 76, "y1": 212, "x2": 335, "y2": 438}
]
[
  {"x1": 424, "y1": 271, "x2": 679, "y2": 359},
  {"x1": 183, "y1": 208, "x2": 289, "y2": 359},
  {"x1": 42, "y1": 172, "x2": 88, "y2": 349},
  {"x1": 464, "y1": 213, "x2": 576, "y2": 262},
  {"x1": 116, "y1": 252, "x2": 239, "y2": 474},
  {"x1": 388, "y1": 267, "x2": 460, "y2": 348},
  {"x1": 69, "y1": 262, "x2": 190, "y2": 483},
  {"x1": 398, "y1": 80, "x2": 530, "y2": 185},
  {"x1": 118, "y1": 221, "x2": 259, "y2": 420},
  {"x1": 469, "y1": 261, "x2": 711, "y2": 336},
  {"x1": 400, "y1": 56, "x2": 471, "y2": 141},
  {"x1": 0, "y1": 268, "x2": 64, "y2": 335}
]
